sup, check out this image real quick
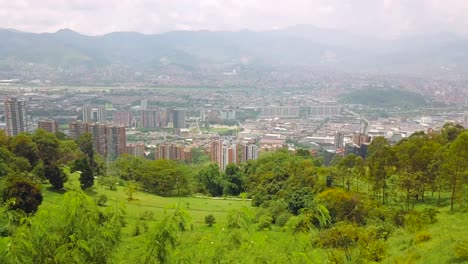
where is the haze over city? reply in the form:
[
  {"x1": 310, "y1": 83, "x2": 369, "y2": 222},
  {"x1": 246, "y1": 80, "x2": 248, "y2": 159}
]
[{"x1": 2, "y1": 0, "x2": 468, "y2": 37}]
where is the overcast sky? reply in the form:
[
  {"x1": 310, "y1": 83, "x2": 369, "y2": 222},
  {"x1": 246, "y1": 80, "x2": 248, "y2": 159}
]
[{"x1": 1, "y1": 0, "x2": 468, "y2": 37}]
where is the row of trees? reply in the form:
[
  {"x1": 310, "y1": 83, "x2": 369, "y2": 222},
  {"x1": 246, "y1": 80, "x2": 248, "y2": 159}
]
[{"x1": 339, "y1": 123, "x2": 468, "y2": 211}]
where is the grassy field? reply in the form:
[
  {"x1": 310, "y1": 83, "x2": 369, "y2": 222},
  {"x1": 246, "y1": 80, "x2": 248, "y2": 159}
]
[{"x1": 38, "y1": 170, "x2": 467, "y2": 263}]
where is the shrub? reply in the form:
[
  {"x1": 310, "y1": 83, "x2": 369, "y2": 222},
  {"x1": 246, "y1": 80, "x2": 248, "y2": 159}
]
[
  {"x1": 96, "y1": 194, "x2": 107, "y2": 206},
  {"x1": 256, "y1": 214, "x2": 273, "y2": 231},
  {"x1": 454, "y1": 240, "x2": 468, "y2": 260},
  {"x1": 421, "y1": 208, "x2": 439, "y2": 224},
  {"x1": 404, "y1": 211, "x2": 425, "y2": 232},
  {"x1": 275, "y1": 212, "x2": 292, "y2": 227},
  {"x1": 415, "y1": 231, "x2": 432, "y2": 244},
  {"x1": 205, "y1": 214, "x2": 216, "y2": 227},
  {"x1": 2, "y1": 177, "x2": 43, "y2": 214}
]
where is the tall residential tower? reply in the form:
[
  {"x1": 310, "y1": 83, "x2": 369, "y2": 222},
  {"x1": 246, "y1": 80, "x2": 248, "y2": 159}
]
[{"x1": 4, "y1": 97, "x2": 27, "y2": 136}]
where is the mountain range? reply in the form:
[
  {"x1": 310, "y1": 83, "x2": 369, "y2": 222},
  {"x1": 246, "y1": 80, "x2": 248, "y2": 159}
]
[{"x1": 1, "y1": 25, "x2": 467, "y2": 80}]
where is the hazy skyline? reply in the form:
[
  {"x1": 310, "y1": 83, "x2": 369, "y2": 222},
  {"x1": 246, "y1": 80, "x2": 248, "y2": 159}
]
[{"x1": 1, "y1": 0, "x2": 468, "y2": 38}]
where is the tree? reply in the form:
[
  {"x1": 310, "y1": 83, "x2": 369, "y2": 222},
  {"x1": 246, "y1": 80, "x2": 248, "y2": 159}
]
[
  {"x1": 223, "y1": 163, "x2": 244, "y2": 196},
  {"x1": 125, "y1": 180, "x2": 139, "y2": 201},
  {"x1": 441, "y1": 123, "x2": 465, "y2": 143},
  {"x1": 1, "y1": 176, "x2": 43, "y2": 214},
  {"x1": 32, "y1": 129, "x2": 60, "y2": 163},
  {"x1": 76, "y1": 133, "x2": 95, "y2": 170},
  {"x1": 353, "y1": 156, "x2": 365, "y2": 192},
  {"x1": 367, "y1": 137, "x2": 397, "y2": 204},
  {"x1": 137, "y1": 208, "x2": 191, "y2": 263},
  {"x1": 0, "y1": 191, "x2": 125, "y2": 263},
  {"x1": 205, "y1": 214, "x2": 216, "y2": 227},
  {"x1": 196, "y1": 163, "x2": 224, "y2": 196},
  {"x1": 338, "y1": 154, "x2": 356, "y2": 191},
  {"x1": 74, "y1": 157, "x2": 94, "y2": 190},
  {"x1": 44, "y1": 162, "x2": 68, "y2": 189},
  {"x1": 445, "y1": 132, "x2": 468, "y2": 211},
  {"x1": 10, "y1": 133, "x2": 39, "y2": 166},
  {"x1": 0, "y1": 130, "x2": 8, "y2": 147}
]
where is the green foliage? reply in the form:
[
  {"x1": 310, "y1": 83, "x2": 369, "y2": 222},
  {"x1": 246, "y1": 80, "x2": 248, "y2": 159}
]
[
  {"x1": 223, "y1": 163, "x2": 245, "y2": 196},
  {"x1": 286, "y1": 187, "x2": 314, "y2": 215},
  {"x1": 275, "y1": 212, "x2": 292, "y2": 227},
  {"x1": 44, "y1": 162, "x2": 68, "y2": 189},
  {"x1": 196, "y1": 163, "x2": 224, "y2": 196},
  {"x1": 227, "y1": 207, "x2": 253, "y2": 230},
  {"x1": 125, "y1": 180, "x2": 139, "y2": 201},
  {"x1": 340, "y1": 88, "x2": 427, "y2": 108},
  {"x1": 97, "y1": 175, "x2": 120, "y2": 190},
  {"x1": 246, "y1": 150, "x2": 320, "y2": 209},
  {"x1": 318, "y1": 188, "x2": 366, "y2": 224},
  {"x1": 96, "y1": 194, "x2": 107, "y2": 206},
  {"x1": 133, "y1": 211, "x2": 154, "y2": 236},
  {"x1": 32, "y1": 129, "x2": 60, "y2": 163},
  {"x1": 0, "y1": 190, "x2": 125, "y2": 263},
  {"x1": 10, "y1": 133, "x2": 39, "y2": 166},
  {"x1": 414, "y1": 230, "x2": 432, "y2": 244},
  {"x1": 137, "y1": 208, "x2": 192, "y2": 263},
  {"x1": 318, "y1": 222, "x2": 387, "y2": 263},
  {"x1": 76, "y1": 133, "x2": 94, "y2": 165},
  {"x1": 454, "y1": 240, "x2": 468, "y2": 260},
  {"x1": 114, "y1": 155, "x2": 193, "y2": 196},
  {"x1": 1, "y1": 176, "x2": 42, "y2": 214},
  {"x1": 74, "y1": 157, "x2": 94, "y2": 190},
  {"x1": 256, "y1": 214, "x2": 273, "y2": 231},
  {"x1": 204, "y1": 214, "x2": 216, "y2": 227}
]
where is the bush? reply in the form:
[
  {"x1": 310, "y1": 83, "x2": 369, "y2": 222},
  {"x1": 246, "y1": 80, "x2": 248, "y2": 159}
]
[
  {"x1": 205, "y1": 214, "x2": 216, "y2": 227},
  {"x1": 404, "y1": 211, "x2": 425, "y2": 232},
  {"x1": 415, "y1": 231, "x2": 432, "y2": 244},
  {"x1": 96, "y1": 194, "x2": 107, "y2": 206},
  {"x1": 275, "y1": 212, "x2": 292, "y2": 227},
  {"x1": 2, "y1": 177, "x2": 43, "y2": 214},
  {"x1": 256, "y1": 214, "x2": 273, "y2": 231},
  {"x1": 454, "y1": 240, "x2": 468, "y2": 260},
  {"x1": 421, "y1": 208, "x2": 439, "y2": 224}
]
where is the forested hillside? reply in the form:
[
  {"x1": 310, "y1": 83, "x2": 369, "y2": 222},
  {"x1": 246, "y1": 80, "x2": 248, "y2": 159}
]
[{"x1": 0, "y1": 123, "x2": 467, "y2": 263}]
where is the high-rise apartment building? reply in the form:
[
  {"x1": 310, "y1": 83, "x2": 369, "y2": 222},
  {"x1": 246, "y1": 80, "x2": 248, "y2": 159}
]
[
  {"x1": 141, "y1": 108, "x2": 167, "y2": 128},
  {"x1": 241, "y1": 143, "x2": 259, "y2": 163},
  {"x1": 68, "y1": 121, "x2": 126, "y2": 158},
  {"x1": 113, "y1": 111, "x2": 133, "y2": 127},
  {"x1": 334, "y1": 131, "x2": 345, "y2": 150},
  {"x1": 38, "y1": 119, "x2": 58, "y2": 133},
  {"x1": 107, "y1": 125, "x2": 126, "y2": 158},
  {"x1": 210, "y1": 139, "x2": 238, "y2": 171},
  {"x1": 4, "y1": 97, "x2": 27, "y2": 136},
  {"x1": 82, "y1": 104, "x2": 106, "y2": 123},
  {"x1": 154, "y1": 143, "x2": 192, "y2": 163},
  {"x1": 173, "y1": 109, "x2": 186, "y2": 133},
  {"x1": 141, "y1": 99, "x2": 148, "y2": 110},
  {"x1": 126, "y1": 143, "x2": 145, "y2": 158},
  {"x1": 352, "y1": 133, "x2": 371, "y2": 146}
]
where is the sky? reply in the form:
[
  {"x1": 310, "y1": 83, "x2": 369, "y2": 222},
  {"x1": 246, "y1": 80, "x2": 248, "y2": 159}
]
[{"x1": 1, "y1": 0, "x2": 468, "y2": 37}]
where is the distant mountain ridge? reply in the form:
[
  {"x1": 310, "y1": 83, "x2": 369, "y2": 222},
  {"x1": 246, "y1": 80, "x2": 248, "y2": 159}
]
[{"x1": 1, "y1": 25, "x2": 467, "y2": 80}]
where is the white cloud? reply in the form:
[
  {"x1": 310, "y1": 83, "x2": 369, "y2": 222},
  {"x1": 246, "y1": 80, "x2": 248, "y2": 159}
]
[{"x1": 0, "y1": 0, "x2": 467, "y2": 37}]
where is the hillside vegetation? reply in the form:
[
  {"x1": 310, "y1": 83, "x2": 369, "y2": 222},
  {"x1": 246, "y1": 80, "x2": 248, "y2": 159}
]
[
  {"x1": 0, "y1": 123, "x2": 467, "y2": 263},
  {"x1": 340, "y1": 88, "x2": 428, "y2": 108}
]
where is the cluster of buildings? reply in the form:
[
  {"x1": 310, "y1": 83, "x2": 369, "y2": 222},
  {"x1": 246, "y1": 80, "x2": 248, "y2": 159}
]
[
  {"x1": 68, "y1": 121, "x2": 126, "y2": 158},
  {"x1": 154, "y1": 143, "x2": 193, "y2": 163},
  {"x1": 209, "y1": 139, "x2": 259, "y2": 171}
]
